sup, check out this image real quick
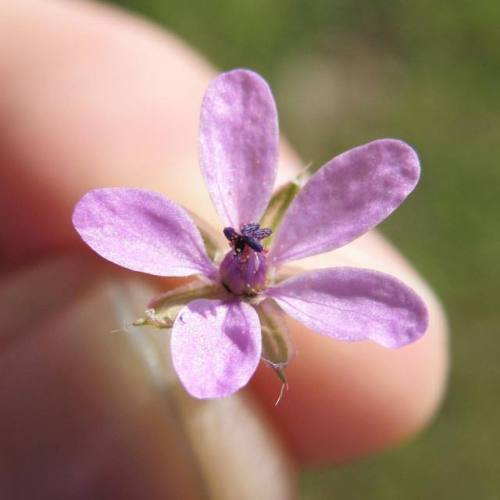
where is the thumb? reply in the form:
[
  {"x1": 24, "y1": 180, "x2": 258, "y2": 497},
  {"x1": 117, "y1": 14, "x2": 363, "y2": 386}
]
[{"x1": 0, "y1": 253, "x2": 293, "y2": 499}]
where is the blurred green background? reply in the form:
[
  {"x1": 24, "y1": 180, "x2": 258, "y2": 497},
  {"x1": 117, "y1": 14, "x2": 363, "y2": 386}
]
[{"x1": 105, "y1": 1, "x2": 500, "y2": 498}]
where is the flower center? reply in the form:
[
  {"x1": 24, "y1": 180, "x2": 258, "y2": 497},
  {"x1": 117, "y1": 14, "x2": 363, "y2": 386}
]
[{"x1": 219, "y1": 223, "x2": 272, "y2": 296}]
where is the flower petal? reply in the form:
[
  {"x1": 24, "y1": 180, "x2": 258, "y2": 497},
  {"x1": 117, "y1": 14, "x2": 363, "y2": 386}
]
[
  {"x1": 171, "y1": 299, "x2": 262, "y2": 398},
  {"x1": 268, "y1": 139, "x2": 420, "y2": 265},
  {"x1": 199, "y1": 69, "x2": 279, "y2": 228},
  {"x1": 267, "y1": 267, "x2": 428, "y2": 348},
  {"x1": 72, "y1": 188, "x2": 216, "y2": 277}
]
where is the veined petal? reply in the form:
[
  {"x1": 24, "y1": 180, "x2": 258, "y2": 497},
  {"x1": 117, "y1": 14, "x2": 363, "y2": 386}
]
[
  {"x1": 171, "y1": 299, "x2": 262, "y2": 398},
  {"x1": 267, "y1": 267, "x2": 428, "y2": 348},
  {"x1": 199, "y1": 69, "x2": 279, "y2": 229},
  {"x1": 72, "y1": 188, "x2": 216, "y2": 277},
  {"x1": 268, "y1": 139, "x2": 420, "y2": 265}
]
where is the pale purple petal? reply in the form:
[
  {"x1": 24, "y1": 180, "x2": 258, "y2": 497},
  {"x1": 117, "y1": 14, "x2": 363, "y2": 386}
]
[
  {"x1": 199, "y1": 69, "x2": 279, "y2": 228},
  {"x1": 267, "y1": 267, "x2": 428, "y2": 348},
  {"x1": 72, "y1": 188, "x2": 216, "y2": 277},
  {"x1": 268, "y1": 139, "x2": 420, "y2": 266},
  {"x1": 171, "y1": 299, "x2": 262, "y2": 398}
]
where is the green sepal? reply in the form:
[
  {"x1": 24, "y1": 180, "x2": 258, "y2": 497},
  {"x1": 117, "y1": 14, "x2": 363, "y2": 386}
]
[
  {"x1": 255, "y1": 298, "x2": 294, "y2": 382},
  {"x1": 134, "y1": 281, "x2": 216, "y2": 329},
  {"x1": 188, "y1": 210, "x2": 225, "y2": 262},
  {"x1": 259, "y1": 181, "x2": 300, "y2": 248},
  {"x1": 260, "y1": 164, "x2": 314, "y2": 248}
]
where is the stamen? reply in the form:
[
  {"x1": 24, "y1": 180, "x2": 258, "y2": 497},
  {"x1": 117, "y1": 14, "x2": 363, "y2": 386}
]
[
  {"x1": 223, "y1": 223, "x2": 272, "y2": 255},
  {"x1": 241, "y1": 223, "x2": 273, "y2": 241},
  {"x1": 223, "y1": 227, "x2": 238, "y2": 241},
  {"x1": 244, "y1": 236, "x2": 263, "y2": 252}
]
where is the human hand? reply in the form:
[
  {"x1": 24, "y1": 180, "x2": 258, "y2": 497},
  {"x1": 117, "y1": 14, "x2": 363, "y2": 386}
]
[{"x1": 0, "y1": 1, "x2": 448, "y2": 498}]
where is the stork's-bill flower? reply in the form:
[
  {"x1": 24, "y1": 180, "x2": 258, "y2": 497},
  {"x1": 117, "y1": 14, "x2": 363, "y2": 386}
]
[{"x1": 73, "y1": 69, "x2": 428, "y2": 399}]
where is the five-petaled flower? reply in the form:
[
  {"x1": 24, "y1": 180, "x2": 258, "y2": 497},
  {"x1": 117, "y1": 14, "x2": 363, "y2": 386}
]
[{"x1": 73, "y1": 69, "x2": 428, "y2": 400}]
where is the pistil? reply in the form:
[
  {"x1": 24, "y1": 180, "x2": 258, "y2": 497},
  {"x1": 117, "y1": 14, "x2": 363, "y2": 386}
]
[{"x1": 219, "y1": 223, "x2": 272, "y2": 296}]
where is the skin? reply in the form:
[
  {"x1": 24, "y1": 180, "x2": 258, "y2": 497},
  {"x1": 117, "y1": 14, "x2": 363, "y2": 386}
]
[{"x1": 0, "y1": 0, "x2": 448, "y2": 497}]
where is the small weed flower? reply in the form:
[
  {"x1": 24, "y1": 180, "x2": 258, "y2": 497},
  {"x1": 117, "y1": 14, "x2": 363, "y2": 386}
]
[{"x1": 73, "y1": 69, "x2": 428, "y2": 399}]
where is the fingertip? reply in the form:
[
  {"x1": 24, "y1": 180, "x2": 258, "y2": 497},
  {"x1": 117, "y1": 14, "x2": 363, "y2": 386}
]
[
  {"x1": 0, "y1": 0, "x2": 215, "y2": 262},
  {"x1": 251, "y1": 232, "x2": 448, "y2": 465},
  {"x1": 0, "y1": 0, "x2": 300, "y2": 265},
  {"x1": 251, "y1": 294, "x2": 447, "y2": 465}
]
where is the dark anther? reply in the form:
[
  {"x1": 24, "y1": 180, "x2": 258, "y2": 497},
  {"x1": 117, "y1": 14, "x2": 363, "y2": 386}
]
[
  {"x1": 241, "y1": 222, "x2": 260, "y2": 234},
  {"x1": 223, "y1": 227, "x2": 238, "y2": 241},
  {"x1": 223, "y1": 223, "x2": 272, "y2": 254},
  {"x1": 241, "y1": 223, "x2": 272, "y2": 241},
  {"x1": 243, "y1": 236, "x2": 263, "y2": 252}
]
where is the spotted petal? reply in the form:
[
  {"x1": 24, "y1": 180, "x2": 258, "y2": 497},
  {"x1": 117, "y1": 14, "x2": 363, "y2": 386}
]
[
  {"x1": 267, "y1": 267, "x2": 428, "y2": 348},
  {"x1": 268, "y1": 139, "x2": 420, "y2": 266},
  {"x1": 199, "y1": 69, "x2": 279, "y2": 229},
  {"x1": 171, "y1": 299, "x2": 262, "y2": 398},
  {"x1": 72, "y1": 188, "x2": 216, "y2": 277}
]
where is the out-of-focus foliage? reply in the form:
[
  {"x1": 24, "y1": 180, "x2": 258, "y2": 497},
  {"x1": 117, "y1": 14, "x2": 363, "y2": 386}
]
[{"x1": 105, "y1": 1, "x2": 500, "y2": 498}]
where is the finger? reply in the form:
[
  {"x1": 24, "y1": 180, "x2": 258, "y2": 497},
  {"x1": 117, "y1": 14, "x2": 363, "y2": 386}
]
[
  {"x1": 1, "y1": 0, "x2": 296, "y2": 263},
  {"x1": 0, "y1": 254, "x2": 294, "y2": 499},
  {"x1": 0, "y1": 0, "x2": 448, "y2": 465},
  {"x1": 251, "y1": 231, "x2": 448, "y2": 464},
  {"x1": 0, "y1": 0, "x2": 209, "y2": 264}
]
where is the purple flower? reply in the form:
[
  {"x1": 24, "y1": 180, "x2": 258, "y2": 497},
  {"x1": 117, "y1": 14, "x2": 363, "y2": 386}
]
[{"x1": 72, "y1": 69, "x2": 428, "y2": 399}]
